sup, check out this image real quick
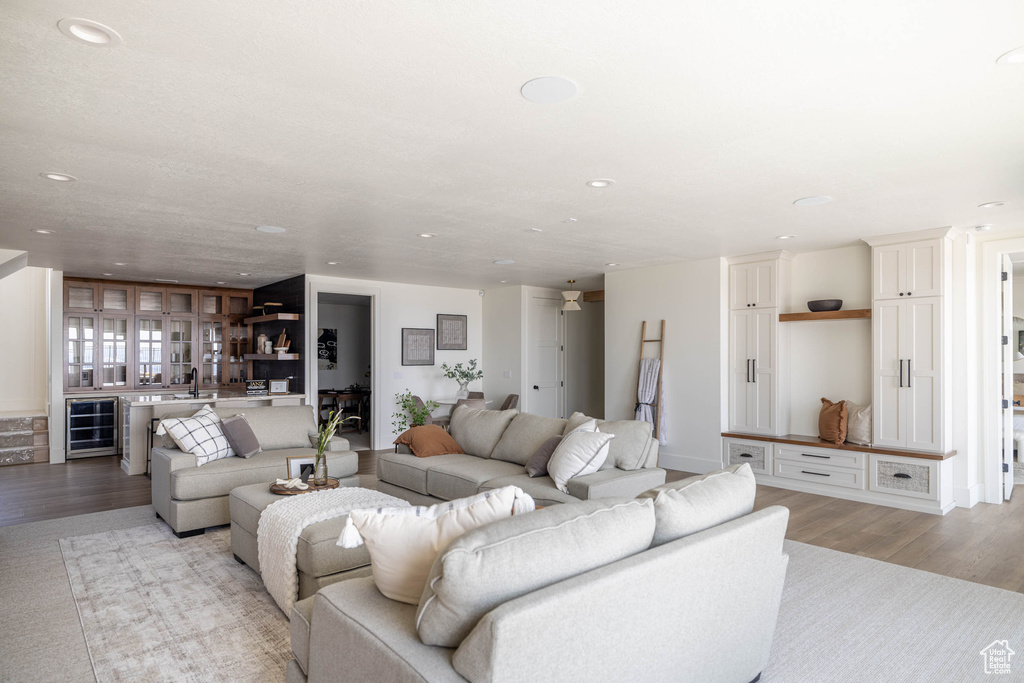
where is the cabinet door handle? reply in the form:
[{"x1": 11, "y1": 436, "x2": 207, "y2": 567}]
[
  {"x1": 533, "y1": 385, "x2": 539, "y2": 390},
  {"x1": 801, "y1": 470, "x2": 831, "y2": 477},
  {"x1": 803, "y1": 453, "x2": 831, "y2": 459},
  {"x1": 907, "y1": 359, "x2": 911, "y2": 388},
  {"x1": 746, "y1": 359, "x2": 750, "y2": 383},
  {"x1": 899, "y1": 292, "x2": 904, "y2": 296},
  {"x1": 893, "y1": 472, "x2": 912, "y2": 479},
  {"x1": 739, "y1": 453, "x2": 754, "y2": 458},
  {"x1": 752, "y1": 358, "x2": 756, "y2": 382},
  {"x1": 899, "y1": 360, "x2": 904, "y2": 387}
]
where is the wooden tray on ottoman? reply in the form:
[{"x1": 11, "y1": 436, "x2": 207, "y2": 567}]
[{"x1": 270, "y1": 477, "x2": 341, "y2": 495}]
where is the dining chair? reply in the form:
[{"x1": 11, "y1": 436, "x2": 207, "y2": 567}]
[
  {"x1": 467, "y1": 391, "x2": 484, "y2": 399},
  {"x1": 411, "y1": 395, "x2": 435, "y2": 426},
  {"x1": 499, "y1": 393, "x2": 519, "y2": 410}
]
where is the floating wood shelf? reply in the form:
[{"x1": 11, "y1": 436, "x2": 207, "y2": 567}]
[
  {"x1": 243, "y1": 312, "x2": 302, "y2": 325},
  {"x1": 244, "y1": 353, "x2": 301, "y2": 361},
  {"x1": 778, "y1": 309, "x2": 871, "y2": 322}
]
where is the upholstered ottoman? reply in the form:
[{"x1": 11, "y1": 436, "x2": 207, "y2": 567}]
[{"x1": 229, "y1": 480, "x2": 382, "y2": 600}]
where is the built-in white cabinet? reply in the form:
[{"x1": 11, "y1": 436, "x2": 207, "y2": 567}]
[
  {"x1": 729, "y1": 261, "x2": 778, "y2": 309},
  {"x1": 872, "y1": 239, "x2": 944, "y2": 300}
]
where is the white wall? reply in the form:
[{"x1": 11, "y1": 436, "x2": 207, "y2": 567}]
[
  {"x1": 786, "y1": 246, "x2": 873, "y2": 434},
  {"x1": 566, "y1": 300, "x2": 604, "y2": 418},
  {"x1": 605, "y1": 258, "x2": 728, "y2": 473},
  {"x1": 306, "y1": 275, "x2": 483, "y2": 446},
  {"x1": 316, "y1": 303, "x2": 371, "y2": 390},
  {"x1": 482, "y1": 286, "x2": 523, "y2": 405},
  {"x1": 0, "y1": 265, "x2": 48, "y2": 412}
]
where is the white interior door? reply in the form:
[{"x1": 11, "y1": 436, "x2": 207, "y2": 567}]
[
  {"x1": 1002, "y1": 255, "x2": 1014, "y2": 500},
  {"x1": 527, "y1": 295, "x2": 564, "y2": 418}
]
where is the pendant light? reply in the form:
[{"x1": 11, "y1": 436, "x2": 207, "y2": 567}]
[{"x1": 562, "y1": 280, "x2": 581, "y2": 311}]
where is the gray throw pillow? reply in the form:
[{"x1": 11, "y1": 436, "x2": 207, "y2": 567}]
[
  {"x1": 524, "y1": 436, "x2": 561, "y2": 477},
  {"x1": 221, "y1": 415, "x2": 261, "y2": 458}
]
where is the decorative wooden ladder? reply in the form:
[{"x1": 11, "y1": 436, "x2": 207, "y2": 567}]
[{"x1": 637, "y1": 320, "x2": 665, "y2": 440}]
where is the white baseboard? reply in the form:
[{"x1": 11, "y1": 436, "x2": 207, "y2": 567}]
[
  {"x1": 657, "y1": 453, "x2": 721, "y2": 475},
  {"x1": 954, "y1": 484, "x2": 981, "y2": 508}
]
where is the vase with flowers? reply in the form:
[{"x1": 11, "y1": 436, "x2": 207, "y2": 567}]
[
  {"x1": 313, "y1": 410, "x2": 361, "y2": 486},
  {"x1": 441, "y1": 359, "x2": 484, "y2": 399}
]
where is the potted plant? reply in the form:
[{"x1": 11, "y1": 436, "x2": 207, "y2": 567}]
[
  {"x1": 313, "y1": 410, "x2": 361, "y2": 486},
  {"x1": 392, "y1": 390, "x2": 439, "y2": 433},
  {"x1": 441, "y1": 359, "x2": 484, "y2": 399}
]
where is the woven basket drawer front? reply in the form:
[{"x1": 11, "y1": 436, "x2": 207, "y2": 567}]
[
  {"x1": 871, "y1": 456, "x2": 937, "y2": 500},
  {"x1": 727, "y1": 442, "x2": 767, "y2": 473}
]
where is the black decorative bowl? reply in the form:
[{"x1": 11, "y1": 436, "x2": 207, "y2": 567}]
[{"x1": 807, "y1": 299, "x2": 842, "y2": 312}]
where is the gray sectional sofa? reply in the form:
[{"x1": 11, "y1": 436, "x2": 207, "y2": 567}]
[
  {"x1": 287, "y1": 489, "x2": 790, "y2": 683},
  {"x1": 377, "y1": 405, "x2": 667, "y2": 506},
  {"x1": 151, "y1": 405, "x2": 358, "y2": 537}
]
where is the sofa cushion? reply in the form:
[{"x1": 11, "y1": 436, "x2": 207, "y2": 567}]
[
  {"x1": 547, "y1": 430, "x2": 612, "y2": 493},
  {"x1": 394, "y1": 425, "x2": 465, "y2": 458},
  {"x1": 169, "y1": 448, "x2": 356, "y2": 500},
  {"x1": 340, "y1": 487, "x2": 528, "y2": 604},
  {"x1": 477, "y1": 474, "x2": 577, "y2": 507},
  {"x1": 637, "y1": 463, "x2": 756, "y2": 546},
  {"x1": 597, "y1": 419, "x2": 654, "y2": 471},
  {"x1": 377, "y1": 451, "x2": 481, "y2": 495},
  {"x1": 426, "y1": 458, "x2": 525, "y2": 501},
  {"x1": 235, "y1": 405, "x2": 320, "y2": 451},
  {"x1": 291, "y1": 596, "x2": 315, "y2": 675},
  {"x1": 448, "y1": 406, "x2": 517, "y2": 458},
  {"x1": 415, "y1": 498, "x2": 656, "y2": 647},
  {"x1": 489, "y1": 413, "x2": 567, "y2": 465}
]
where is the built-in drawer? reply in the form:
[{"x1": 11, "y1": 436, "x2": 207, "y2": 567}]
[
  {"x1": 774, "y1": 459, "x2": 865, "y2": 490},
  {"x1": 722, "y1": 438, "x2": 770, "y2": 475},
  {"x1": 869, "y1": 455, "x2": 938, "y2": 501},
  {"x1": 775, "y1": 445, "x2": 865, "y2": 471}
]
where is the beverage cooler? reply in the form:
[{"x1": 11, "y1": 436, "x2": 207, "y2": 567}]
[{"x1": 66, "y1": 397, "x2": 120, "y2": 459}]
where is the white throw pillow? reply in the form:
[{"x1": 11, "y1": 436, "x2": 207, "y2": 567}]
[
  {"x1": 338, "y1": 486, "x2": 535, "y2": 605},
  {"x1": 845, "y1": 402, "x2": 872, "y2": 446},
  {"x1": 547, "y1": 430, "x2": 613, "y2": 492},
  {"x1": 155, "y1": 404, "x2": 234, "y2": 465}
]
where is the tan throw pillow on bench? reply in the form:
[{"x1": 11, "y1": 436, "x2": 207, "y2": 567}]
[
  {"x1": 818, "y1": 398, "x2": 847, "y2": 445},
  {"x1": 845, "y1": 402, "x2": 871, "y2": 446}
]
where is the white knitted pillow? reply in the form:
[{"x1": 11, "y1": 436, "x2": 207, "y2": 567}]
[{"x1": 156, "y1": 404, "x2": 234, "y2": 465}]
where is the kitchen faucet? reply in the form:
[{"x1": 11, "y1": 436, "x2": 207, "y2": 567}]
[{"x1": 190, "y1": 368, "x2": 199, "y2": 398}]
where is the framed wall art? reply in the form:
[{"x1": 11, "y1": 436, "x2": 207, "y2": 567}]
[
  {"x1": 402, "y1": 328, "x2": 435, "y2": 366},
  {"x1": 436, "y1": 314, "x2": 468, "y2": 350}
]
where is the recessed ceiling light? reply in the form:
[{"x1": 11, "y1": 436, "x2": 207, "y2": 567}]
[
  {"x1": 979, "y1": 201, "x2": 1005, "y2": 209},
  {"x1": 216, "y1": 281, "x2": 227, "y2": 285},
  {"x1": 57, "y1": 18, "x2": 121, "y2": 47},
  {"x1": 255, "y1": 225, "x2": 286, "y2": 234},
  {"x1": 499, "y1": 280, "x2": 509, "y2": 283},
  {"x1": 793, "y1": 196, "x2": 832, "y2": 206},
  {"x1": 520, "y1": 76, "x2": 578, "y2": 104},
  {"x1": 529, "y1": 228, "x2": 543, "y2": 232},
  {"x1": 996, "y1": 46, "x2": 1024, "y2": 65},
  {"x1": 40, "y1": 172, "x2": 76, "y2": 182},
  {"x1": 102, "y1": 273, "x2": 114, "y2": 277},
  {"x1": 493, "y1": 259, "x2": 515, "y2": 265},
  {"x1": 154, "y1": 278, "x2": 178, "y2": 283},
  {"x1": 418, "y1": 233, "x2": 436, "y2": 238},
  {"x1": 33, "y1": 229, "x2": 55, "y2": 234},
  {"x1": 776, "y1": 234, "x2": 797, "y2": 240},
  {"x1": 325, "y1": 261, "x2": 339, "y2": 265},
  {"x1": 237, "y1": 272, "x2": 250, "y2": 276},
  {"x1": 113, "y1": 262, "x2": 127, "y2": 266},
  {"x1": 562, "y1": 217, "x2": 578, "y2": 223},
  {"x1": 974, "y1": 224, "x2": 993, "y2": 232},
  {"x1": 586, "y1": 179, "x2": 615, "y2": 188},
  {"x1": 605, "y1": 263, "x2": 619, "y2": 266}
]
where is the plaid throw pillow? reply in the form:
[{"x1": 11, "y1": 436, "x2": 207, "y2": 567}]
[{"x1": 157, "y1": 405, "x2": 235, "y2": 466}]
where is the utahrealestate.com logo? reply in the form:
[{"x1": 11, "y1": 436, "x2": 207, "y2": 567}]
[{"x1": 980, "y1": 640, "x2": 1015, "y2": 675}]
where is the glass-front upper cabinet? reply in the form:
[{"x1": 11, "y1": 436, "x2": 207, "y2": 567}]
[
  {"x1": 136, "y1": 317, "x2": 164, "y2": 387},
  {"x1": 64, "y1": 282, "x2": 134, "y2": 313},
  {"x1": 136, "y1": 287, "x2": 197, "y2": 316},
  {"x1": 167, "y1": 318, "x2": 195, "y2": 387},
  {"x1": 200, "y1": 319, "x2": 223, "y2": 387},
  {"x1": 99, "y1": 314, "x2": 132, "y2": 389},
  {"x1": 65, "y1": 313, "x2": 97, "y2": 391}
]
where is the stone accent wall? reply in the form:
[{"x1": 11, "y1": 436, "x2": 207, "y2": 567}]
[{"x1": 0, "y1": 415, "x2": 48, "y2": 466}]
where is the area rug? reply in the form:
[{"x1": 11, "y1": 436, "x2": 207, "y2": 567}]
[{"x1": 60, "y1": 523, "x2": 288, "y2": 682}]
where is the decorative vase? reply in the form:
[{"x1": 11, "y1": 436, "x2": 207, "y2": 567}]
[
  {"x1": 312, "y1": 452, "x2": 328, "y2": 486},
  {"x1": 456, "y1": 381, "x2": 469, "y2": 400}
]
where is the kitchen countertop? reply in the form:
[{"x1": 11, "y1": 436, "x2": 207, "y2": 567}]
[{"x1": 119, "y1": 393, "x2": 306, "y2": 406}]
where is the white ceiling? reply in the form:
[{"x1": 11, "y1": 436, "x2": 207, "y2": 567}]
[{"x1": 2, "y1": 0, "x2": 1023, "y2": 292}]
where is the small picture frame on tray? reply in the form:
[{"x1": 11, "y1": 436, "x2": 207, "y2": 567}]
[{"x1": 286, "y1": 455, "x2": 316, "y2": 482}]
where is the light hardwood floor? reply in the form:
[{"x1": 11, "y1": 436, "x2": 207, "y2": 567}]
[{"x1": 3, "y1": 451, "x2": 1023, "y2": 594}]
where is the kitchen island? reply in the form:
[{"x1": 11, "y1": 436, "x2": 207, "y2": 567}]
[{"x1": 119, "y1": 392, "x2": 306, "y2": 475}]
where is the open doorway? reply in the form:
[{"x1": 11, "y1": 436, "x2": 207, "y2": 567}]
[{"x1": 317, "y1": 293, "x2": 372, "y2": 451}]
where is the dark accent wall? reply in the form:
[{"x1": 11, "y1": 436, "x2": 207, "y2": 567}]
[{"x1": 252, "y1": 275, "x2": 306, "y2": 394}]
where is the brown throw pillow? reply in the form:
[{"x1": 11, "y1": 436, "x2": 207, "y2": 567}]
[
  {"x1": 525, "y1": 436, "x2": 562, "y2": 477},
  {"x1": 221, "y1": 415, "x2": 261, "y2": 458},
  {"x1": 394, "y1": 425, "x2": 465, "y2": 458},
  {"x1": 818, "y1": 398, "x2": 848, "y2": 445}
]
